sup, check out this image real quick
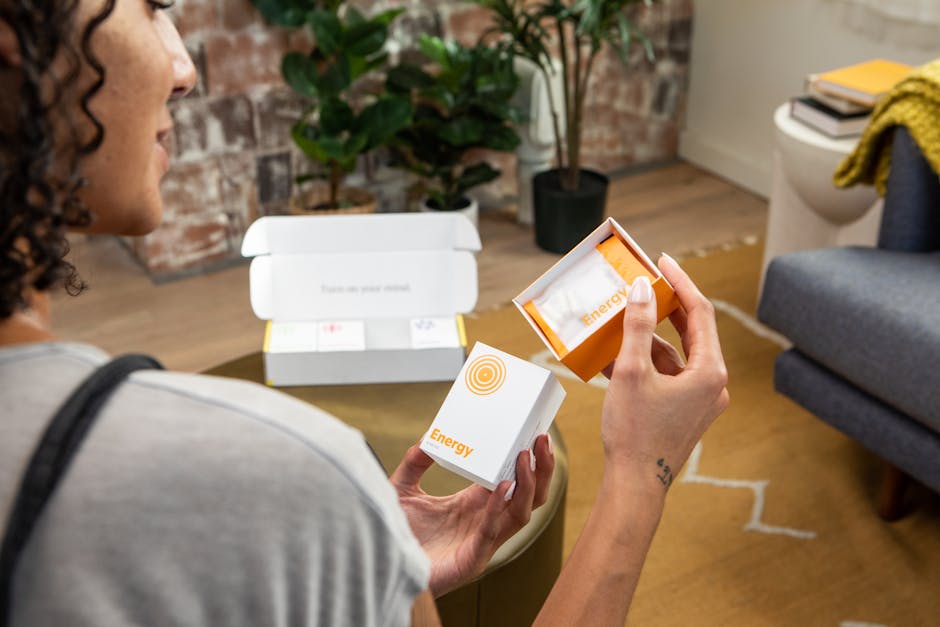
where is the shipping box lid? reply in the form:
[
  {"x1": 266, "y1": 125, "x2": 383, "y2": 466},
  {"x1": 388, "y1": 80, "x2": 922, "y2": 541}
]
[{"x1": 242, "y1": 214, "x2": 481, "y2": 322}]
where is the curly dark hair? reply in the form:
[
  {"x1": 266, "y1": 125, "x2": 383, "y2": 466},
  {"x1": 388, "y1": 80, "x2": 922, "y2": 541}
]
[{"x1": 0, "y1": 0, "x2": 116, "y2": 320}]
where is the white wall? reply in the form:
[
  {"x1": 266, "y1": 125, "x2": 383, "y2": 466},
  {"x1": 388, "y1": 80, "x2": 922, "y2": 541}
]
[{"x1": 679, "y1": 0, "x2": 940, "y2": 197}]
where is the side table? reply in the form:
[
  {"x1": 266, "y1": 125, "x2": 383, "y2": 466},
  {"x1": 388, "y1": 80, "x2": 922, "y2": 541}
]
[
  {"x1": 761, "y1": 103, "x2": 884, "y2": 296},
  {"x1": 205, "y1": 352, "x2": 568, "y2": 627}
]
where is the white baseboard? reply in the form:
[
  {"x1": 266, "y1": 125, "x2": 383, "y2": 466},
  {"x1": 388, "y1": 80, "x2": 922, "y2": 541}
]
[{"x1": 679, "y1": 129, "x2": 771, "y2": 199}]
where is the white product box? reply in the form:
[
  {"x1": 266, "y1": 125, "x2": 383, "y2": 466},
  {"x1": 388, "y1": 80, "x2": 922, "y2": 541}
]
[
  {"x1": 420, "y1": 342, "x2": 566, "y2": 490},
  {"x1": 241, "y1": 213, "x2": 481, "y2": 386}
]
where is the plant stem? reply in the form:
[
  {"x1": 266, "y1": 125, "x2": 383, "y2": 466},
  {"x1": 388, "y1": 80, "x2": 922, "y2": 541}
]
[
  {"x1": 555, "y1": 15, "x2": 572, "y2": 176},
  {"x1": 571, "y1": 44, "x2": 597, "y2": 191},
  {"x1": 539, "y1": 64, "x2": 566, "y2": 176},
  {"x1": 564, "y1": 30, "x2": 586, "y2": 191},
  {"x1": 329, "y1": 161, "x2": 342, "y2": 209}
]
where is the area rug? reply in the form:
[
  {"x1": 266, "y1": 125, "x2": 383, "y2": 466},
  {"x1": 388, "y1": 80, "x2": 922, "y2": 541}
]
[{"x1": 462, "y1": 242, "x2": 940, "y2": 627}]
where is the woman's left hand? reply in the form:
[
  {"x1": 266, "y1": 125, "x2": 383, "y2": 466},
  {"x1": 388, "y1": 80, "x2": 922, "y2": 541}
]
[{"x1": 390, "y1": 434, "x2": 555, "y2": 597}]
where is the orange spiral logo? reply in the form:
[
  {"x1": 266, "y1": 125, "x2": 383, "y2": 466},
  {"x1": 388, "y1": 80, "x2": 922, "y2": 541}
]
[{"x1": 465, "y1": 355, "x2": 507, "y2": 396}]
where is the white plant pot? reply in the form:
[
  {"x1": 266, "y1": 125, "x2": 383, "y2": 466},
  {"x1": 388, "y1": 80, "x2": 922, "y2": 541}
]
[{"x1": 419, "y1": 196, "x2": 479, "y2": 231}]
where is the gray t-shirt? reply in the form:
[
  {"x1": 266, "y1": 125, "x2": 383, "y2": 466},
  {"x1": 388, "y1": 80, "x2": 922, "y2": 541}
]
[{"x1": 0, "y1": 342, "x2": 430, "y2": 626}]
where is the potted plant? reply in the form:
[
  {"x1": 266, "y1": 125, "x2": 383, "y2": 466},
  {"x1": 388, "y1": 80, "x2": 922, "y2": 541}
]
[
  {"x1": 474, "y1": 0, "x2": 658, "y2": 252},
  {"x1": 385, "y1": 35, "x2": 522, "y2": 228},
  {"x1": 252, "y1": 0, "x2": 413, "y2": 213}
]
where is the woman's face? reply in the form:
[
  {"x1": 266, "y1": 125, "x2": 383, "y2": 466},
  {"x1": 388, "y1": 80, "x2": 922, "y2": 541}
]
[{"x1": 73, "y1": 0, "x2": 196, "y2": 235}]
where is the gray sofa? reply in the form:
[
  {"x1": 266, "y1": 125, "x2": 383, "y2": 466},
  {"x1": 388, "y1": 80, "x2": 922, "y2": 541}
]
[{"x1": 758, "y1": 126, "x2": 940, "y2": 519}]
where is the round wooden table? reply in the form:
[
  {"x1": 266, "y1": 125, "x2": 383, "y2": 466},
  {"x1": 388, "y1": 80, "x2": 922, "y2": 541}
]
[{"x1": 205, "y1": 352, "x2": 568, "y2": 627}]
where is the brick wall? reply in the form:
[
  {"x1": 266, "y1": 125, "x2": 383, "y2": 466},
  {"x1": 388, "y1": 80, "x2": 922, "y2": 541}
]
[{"x1": 131, "y1": 0, "x2": 693, "y2": 278}]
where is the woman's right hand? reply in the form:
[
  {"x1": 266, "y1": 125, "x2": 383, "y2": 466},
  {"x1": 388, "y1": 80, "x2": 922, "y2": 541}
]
[
  {"x1": 600, "y1": 254, "x2": 730, "y2": 492},
  {"x1": 530, "y1": 255, "x2": 730, "y2": 627}
]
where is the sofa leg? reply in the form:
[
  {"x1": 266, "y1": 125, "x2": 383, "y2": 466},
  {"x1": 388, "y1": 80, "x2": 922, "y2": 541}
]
[{"x1": 876, "y1": 462, "x2": 909, "y2": 521}]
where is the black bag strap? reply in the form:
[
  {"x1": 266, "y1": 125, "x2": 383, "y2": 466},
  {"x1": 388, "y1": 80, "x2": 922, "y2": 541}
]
[{"x1": 0, "y1": 354, "x2": 163, "y2": 626}]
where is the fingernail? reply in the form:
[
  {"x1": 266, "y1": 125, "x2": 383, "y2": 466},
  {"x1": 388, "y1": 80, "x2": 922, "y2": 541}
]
[
  {"x1": 529, "y1": 450, "x2": 537, "y2": 472},
  {"x1": 547, "y1": 433, "x2": 554, "y2": 456},
  {"x1": 630, "y1": 275, "x2": 653, "y2": 303},
  {"x1": 660, "y1": 252, "x2": 680, "y2": 270},
  {"x1": 504, "y1": 481, "x2": 516, "y2": 501}
]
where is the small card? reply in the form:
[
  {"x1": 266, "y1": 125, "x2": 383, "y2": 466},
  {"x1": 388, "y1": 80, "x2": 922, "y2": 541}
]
[
  {"x1": 317, "y1": 320, "x2": 366, "y2": 352},
  {"x1": 267, "y1": 321, "x2": 319, "y2": 353},
  {"x1": 410, "y1": 317, "x2": 461, "y2": 349}
]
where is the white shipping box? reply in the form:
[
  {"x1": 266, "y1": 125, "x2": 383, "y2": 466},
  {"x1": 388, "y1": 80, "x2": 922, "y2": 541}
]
[
  {"x1": 241, "y1": 213, "x2": 481, "y2": 386},
  {"x1": 420, "y1": 342, "x2": 566, "y2": 490}
]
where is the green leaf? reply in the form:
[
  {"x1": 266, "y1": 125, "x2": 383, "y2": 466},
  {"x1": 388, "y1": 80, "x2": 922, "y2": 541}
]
[
  {"x1": 409, "y1": 132, "x2": 462, "y2": 170},
  {"x1": 371, "y1": 8, "x2": 405, "y2": 26},
  {"x1": 617, "y1": 14, "x2": 632, "y2": 65},
  {"x1": 456, "y1": 162, "x2": 500, "y2": 194},
  {"x1": 346, "y1": 6, "x2": 365, "y2": 26},
  {"x1": 319, "y1": 98, "x2": 354, "y2": 135},
  {"x1": 343, "y1": 132, "x2": 369, "y2": 158},
  {"x1": 309, "y1": 9, "x2": 342, "y2": 56},
  {"x1": 356, "y1": 97, "x2": 413, "y2": 149},
  {"x1": 438, "y1": 118, "x2": 485, "y2": 146},
  {"x1": 637, "y1": 29, "x2": 656, "y2": 63},
  {"x1": 345, "y1": 21, "x2": 388, "y2": 57},
  {"x1": 474, "y1": 74, "x2": 506, "y2": 95},
  {"x1": 418, "y1": 35, "x2": 449, "y2": 68},
  {"x1": 480, "y1": 124, "x2": 520, "y2": 151},
  {"x1": 570, "y1": 0, "x2": 599, "y2": 36},
  {"x1": 282, "y1": 52, "x2": 318, "y2": 98},
  {"x1": 337, "y1": 158, "x2": 358, "y2": 174},
  {"x1": 349, "y1": 52, "x2": 388, "y2": 81},
  {"x1": 250, "y1": 0, "x2": 309, "y2": 27},
  {"x1": 421, "y1": 85, "x2": 456, "y2": 110},
  {"x1": 313, "y1": 134, "x2": 347, "y2": 160},
  {"x1": 291, "y1": 122, "x2": 329, "y2": 165},
  {"x1": 474, "y1": 99, "x2": 524, "y2": 123},
  {"x1": 427, "y1": 190, "x2": 448, "y2": 211},
  {"x1": 386, "y1": 64, "x2": 436, "y2": 93},
  {"x1": 315, "y1": 55, "x2": 351, "y2": 96}
]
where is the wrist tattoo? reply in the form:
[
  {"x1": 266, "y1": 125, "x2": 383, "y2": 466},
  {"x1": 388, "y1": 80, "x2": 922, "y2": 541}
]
[{"x1": 656, "y1": 458, "x2": 674, "y2": 489}]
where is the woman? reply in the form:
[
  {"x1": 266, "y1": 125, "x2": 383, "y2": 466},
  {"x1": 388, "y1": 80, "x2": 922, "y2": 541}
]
[{"x1": 0, "y1": 1, "x2": 729, "y2": 626}]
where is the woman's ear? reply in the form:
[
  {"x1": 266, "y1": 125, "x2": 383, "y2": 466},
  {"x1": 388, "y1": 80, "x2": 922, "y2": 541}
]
[{"x1": 0, "y1": 19, "x2": 21, "y2": 67}]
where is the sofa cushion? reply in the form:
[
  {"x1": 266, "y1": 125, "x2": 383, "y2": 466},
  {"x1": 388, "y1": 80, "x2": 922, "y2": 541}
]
[
  {"x1": 759, "y1": 247, "x2": 940, "y2": 433},
  {"x1": 775, "y1": 349, "x2": 940, "y2": 493}
]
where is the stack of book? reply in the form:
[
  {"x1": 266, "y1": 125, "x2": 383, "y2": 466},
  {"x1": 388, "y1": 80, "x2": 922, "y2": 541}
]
[{"x1": 789, "y1": 59, "x2": 913, "y2": 138}]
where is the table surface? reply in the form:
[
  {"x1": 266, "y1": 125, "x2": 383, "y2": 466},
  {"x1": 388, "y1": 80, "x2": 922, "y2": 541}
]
[{"x1": 204, "y1": 351, "x2": 569, "y2": 572}]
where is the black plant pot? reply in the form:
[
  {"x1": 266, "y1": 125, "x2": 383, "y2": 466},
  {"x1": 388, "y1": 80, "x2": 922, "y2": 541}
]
[{"x1": 533, "y1": 168, "x2": 609, "y2": 254}]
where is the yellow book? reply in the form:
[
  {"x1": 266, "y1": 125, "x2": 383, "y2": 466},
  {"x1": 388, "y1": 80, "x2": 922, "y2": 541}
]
[{"x1": 814, "y1": 59, "x2": 913, "y2": 107}]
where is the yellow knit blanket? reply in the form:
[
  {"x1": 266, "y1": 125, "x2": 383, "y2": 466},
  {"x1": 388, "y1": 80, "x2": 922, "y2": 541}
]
[{"x1": 834, "y1": 59, "x2": 940, "y2": 194}]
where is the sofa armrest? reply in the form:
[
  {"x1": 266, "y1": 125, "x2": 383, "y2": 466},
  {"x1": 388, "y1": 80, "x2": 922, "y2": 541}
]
[{"x1": 879, "y1": 126, "x2": 940, "y2": 252}]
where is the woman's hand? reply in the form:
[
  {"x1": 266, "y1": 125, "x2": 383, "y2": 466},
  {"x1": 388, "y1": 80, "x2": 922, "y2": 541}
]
[
  {"x1": 390, "y1": 435, "x2": 554, "y2": 597},
  {"x1": 601, "y1": 254, "x2": 730, "y2": 491}
]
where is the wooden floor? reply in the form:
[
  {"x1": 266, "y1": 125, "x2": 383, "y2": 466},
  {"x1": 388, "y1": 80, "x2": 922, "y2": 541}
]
[{"x1": 51, "y1": 161, "x2": 767, "y2": 372}]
